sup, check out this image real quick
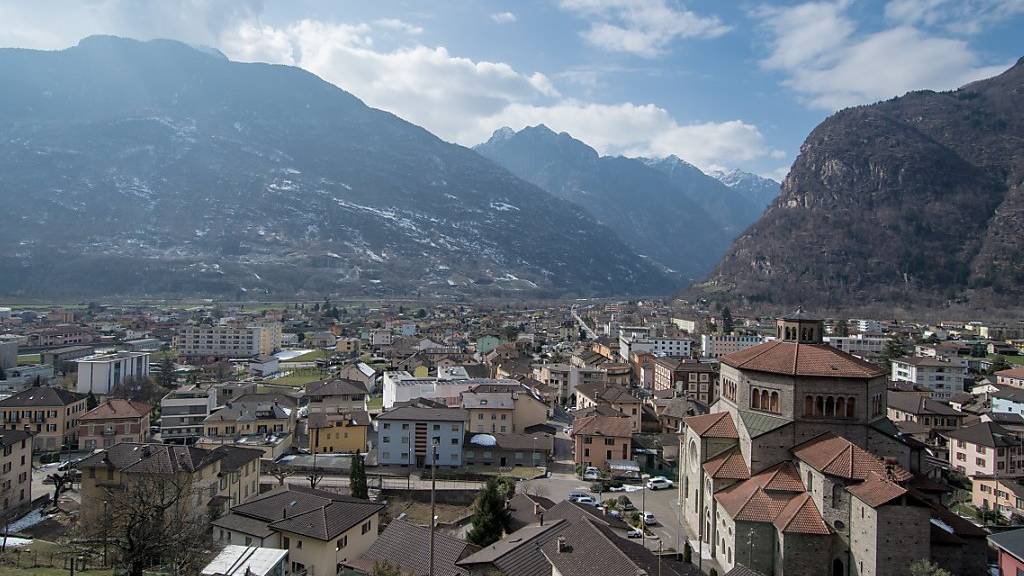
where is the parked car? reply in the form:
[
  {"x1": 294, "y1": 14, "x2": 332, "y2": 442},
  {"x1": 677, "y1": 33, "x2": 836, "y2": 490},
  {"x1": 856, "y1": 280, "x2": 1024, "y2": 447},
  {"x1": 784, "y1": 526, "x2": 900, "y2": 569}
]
[
  {"x1": 641, "y1": 511, "x2": 658, "y2": 526},
  {"x1": 583, "y1": 467, "x2": 601, "y2": 481},
  {"x1": 573, "y1": 496, "x2": 598, "y2": 507},
  {"x1": 626, "y1": 527, "x2": 643, "y2": 538},
  {"x1": 646, "y1": 476, "x2": 674, "y2": 490},
  {"x1": 619, "y1": 497, "x2": 636, "y2": 511}
]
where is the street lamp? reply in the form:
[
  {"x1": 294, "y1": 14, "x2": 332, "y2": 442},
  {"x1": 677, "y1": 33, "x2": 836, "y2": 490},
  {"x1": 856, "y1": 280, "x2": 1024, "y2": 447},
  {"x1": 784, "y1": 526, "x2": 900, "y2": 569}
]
[{"x1": 428, "y1": 440, "x2": 438, "y2": 576}]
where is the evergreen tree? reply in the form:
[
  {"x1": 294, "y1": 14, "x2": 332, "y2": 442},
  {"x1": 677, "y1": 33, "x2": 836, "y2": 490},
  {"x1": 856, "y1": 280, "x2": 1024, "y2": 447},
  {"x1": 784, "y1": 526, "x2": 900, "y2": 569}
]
[
  {"x1": 86, "y1": 391, "x2": 99, "y2": 410},
  {"x1": 833, "y1": 319, "x2": 849, "y2": 337},
  {"x1": 350, "y1": 452, "x2": 368, "y2": 500},
  {"x1": 989, "y1": 356, "x2": 1012, "y2": 375},
  {"x1": 467, "y1": 478, "x2": 512, "y2": 546},
  {"x1": 909, "y1": 560, "x2": 952, "y2": 576},
  {"x1": 720, "y1": 307, "x2": 734, "y2": 335},
  {"x1": 882, "y1": 337, "x2": 908, "y2": 366},
  {"x1": 156, "y1": 355, "x2": 176, "y2": 389}
]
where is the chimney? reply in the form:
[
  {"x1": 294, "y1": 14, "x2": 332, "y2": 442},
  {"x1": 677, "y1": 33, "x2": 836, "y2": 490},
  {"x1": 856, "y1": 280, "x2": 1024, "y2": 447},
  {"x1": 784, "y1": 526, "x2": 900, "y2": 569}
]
[
  {"x1": 282, "y1": 507, "x2": 288, "y2": 519},
  {"x1": 539, "y1": 512, "x2": 544, "y2": 526},
  {"x1": 556, "y1": 537, "x2": 570, "y2": 553}
]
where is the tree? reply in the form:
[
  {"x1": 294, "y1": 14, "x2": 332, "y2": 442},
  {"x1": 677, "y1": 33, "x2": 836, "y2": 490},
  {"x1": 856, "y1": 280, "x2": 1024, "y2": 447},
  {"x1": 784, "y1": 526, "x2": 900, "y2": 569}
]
[
  {"x1": 415, "y1": 308, "x2": 427, "y2": 319},
  {"x1": 156, "y1": 356, "x2": 176, "y2": 389},
  {"x1": 909, "y1": 560, "x2": 952, "y2": 576},
  {"x1": 110, "y1": 376, "x2": 164, "y2": 405},
  {"x1": 720, "y1": 307, "x2": 734, "y2": 335},
  {"x1": 211, "y1": 361, "x2": 233, "y2": 380},
  {"x1": 265, "y1": 461, "x2": 293, "y2": 487},
  {"x1": 467, "y1": 478, "x2": 512, "y2": 547},
  {"x1": 47, "y1": 471, "x2": 74, "y2": 510},
  {"x1": 350, "y1": 452, "x2": 368, "y2": 499},
  {"x1": 93, "y1": 473, "x2": 213, "y2": 576},
  {"x1": 833, "y1": 319, "x2": 849, "y2": 337},
  {"x1": 989, "y1": 355, "x2": 1012, "y2": 375},
  {"x1": 0, "y1": 366, "x2": 4, "y2": 381},
  {"x1": 371, "y1": 560, "x2": 403, "y2": 576},
  {"x1": 882, "y1": 337, "x2": 907, "y2": 367},
  {"x1": 86, "y1": 392, "x2": 99, "y2": 411}
]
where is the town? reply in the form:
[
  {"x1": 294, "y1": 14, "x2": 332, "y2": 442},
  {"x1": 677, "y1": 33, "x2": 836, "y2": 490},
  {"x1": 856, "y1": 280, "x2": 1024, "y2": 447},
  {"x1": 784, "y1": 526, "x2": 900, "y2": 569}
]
[{"x1": 0, "y1": 300, "x2": 1021, "y2": 576}]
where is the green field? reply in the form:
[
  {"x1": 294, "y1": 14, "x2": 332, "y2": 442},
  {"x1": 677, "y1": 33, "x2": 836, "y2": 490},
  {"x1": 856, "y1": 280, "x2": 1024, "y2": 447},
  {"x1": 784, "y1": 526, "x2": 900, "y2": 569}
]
[
  {"x1": 989, "y1": 354, "x2": 1024, "y2": 365},
  {"x1": 17, "y1": 354, "x2": 40, "y2": 366},
  {"x1": 269, "y1": 368, "x2": 327, "y2": 386},
  {"x1": 366, "y1": 397, "x2": 384, "y2": 411}
]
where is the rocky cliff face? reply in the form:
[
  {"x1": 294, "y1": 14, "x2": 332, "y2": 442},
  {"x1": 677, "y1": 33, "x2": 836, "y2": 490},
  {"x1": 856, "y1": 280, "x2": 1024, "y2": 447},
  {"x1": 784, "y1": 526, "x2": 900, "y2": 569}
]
[
  {"x1": 0, "y1": 36, "x2": 675, "y2": 298},
  {"x1": 693, "y1": 58, "x2": 1024, "y2": 308}
]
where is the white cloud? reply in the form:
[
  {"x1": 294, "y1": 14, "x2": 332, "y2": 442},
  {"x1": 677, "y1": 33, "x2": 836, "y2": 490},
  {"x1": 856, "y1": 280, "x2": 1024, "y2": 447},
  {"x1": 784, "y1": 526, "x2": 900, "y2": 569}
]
[
  {"x1": 490, "y1": 12, "x2": 517, "y2": 24},
  {"x1": 467, "y1": 101, "x2": 778, "y2": 172},
  {"x1": 755, "y1": 1, "x2": 1011, "y2": 109},
  {"x1": 373, "y1": 18, "x2": 423, "y2": 35},
  {"x1": 884, "y1": 0, "x2": 1024, "y2": 34},
  {"x1": 559, "y1": 0, "x2": 730, "y2": 57}
]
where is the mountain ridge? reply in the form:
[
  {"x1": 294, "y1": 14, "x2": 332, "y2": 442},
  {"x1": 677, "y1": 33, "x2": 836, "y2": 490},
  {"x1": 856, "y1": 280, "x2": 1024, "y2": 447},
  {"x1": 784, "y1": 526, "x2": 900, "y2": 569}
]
[{"x1": 0, "y1": 35, "x2": 675, "y2": 298}]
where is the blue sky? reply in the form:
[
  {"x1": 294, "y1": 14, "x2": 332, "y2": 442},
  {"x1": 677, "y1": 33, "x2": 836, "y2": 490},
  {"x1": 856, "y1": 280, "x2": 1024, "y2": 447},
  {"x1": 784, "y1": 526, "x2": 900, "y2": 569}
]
[{"x1": 1, "y1": 0, "x2": 1022, "y2": 179}]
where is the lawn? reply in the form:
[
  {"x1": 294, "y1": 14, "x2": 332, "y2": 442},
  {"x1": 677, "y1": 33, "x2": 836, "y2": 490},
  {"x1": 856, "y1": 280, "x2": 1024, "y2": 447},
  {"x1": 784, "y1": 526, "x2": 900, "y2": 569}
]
[
  {"x1": 366, "y1": 397, "x2": 384, "y2": 411},
  {"x1": 17, "y1": 354, "x2": 40, "y2": 366},
  {"x1": 269, "y1": 368, "x2": 327, "y2": 386},
  {"x1": 989, "y1": 354, "x2": 1024, "y2": 365}
]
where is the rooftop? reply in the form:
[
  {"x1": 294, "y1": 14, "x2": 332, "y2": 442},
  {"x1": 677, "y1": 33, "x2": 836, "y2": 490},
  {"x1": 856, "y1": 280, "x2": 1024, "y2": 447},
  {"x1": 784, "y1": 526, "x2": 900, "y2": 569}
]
[{"x1": 722, "y1": 340, "x2": 886, "y2": 379}]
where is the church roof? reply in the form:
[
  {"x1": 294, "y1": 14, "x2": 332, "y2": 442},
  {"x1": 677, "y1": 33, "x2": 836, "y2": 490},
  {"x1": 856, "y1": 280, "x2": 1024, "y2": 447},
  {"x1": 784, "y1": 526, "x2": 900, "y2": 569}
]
[
  {"x1": 846, "y1": 472, "x2": 908, "y2": 508},
  {"x1": 721, "y1": 340, "x2": 885, "y2": 379},
  {"x1": 715, "y1": 462, "x2": 828, "y2": 535},
  {"x1": 703, "y1": 446, "x2": 750, "y2": 480},
  {"x1": 792, "y1": 432, "x2": 913, "y2": 482},
  {"x1": 683, "y1": 412, "x2": 738, "y2": 439},
  {"x1": 773, "y1": 493, "x2": 831, "y2": 535}
]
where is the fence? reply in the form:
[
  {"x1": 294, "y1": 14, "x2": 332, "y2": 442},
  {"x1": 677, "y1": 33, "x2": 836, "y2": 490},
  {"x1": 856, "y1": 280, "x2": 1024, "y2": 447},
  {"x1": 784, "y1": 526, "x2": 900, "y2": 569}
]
[{"x1": 0, "y1": 548, "x2": 110, "y2": 572}]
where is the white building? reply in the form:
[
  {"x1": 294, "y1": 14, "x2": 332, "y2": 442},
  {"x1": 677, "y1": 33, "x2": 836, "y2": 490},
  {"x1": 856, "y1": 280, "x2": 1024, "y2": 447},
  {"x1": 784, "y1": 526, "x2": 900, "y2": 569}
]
[
  {"x1": 700, "y1": 334, "x2": 766, "y2": 359},
  {"x1": 370, "y1": 328, "x2": 393, "y2": 347},
  {"x1": 382, "y1": 371, "x2": 483, "y2": 409},
  {"x1": 670, "y1": 317, "x2": 698, "y2": 332},
  {"x1": 823, "y1": 334, "x2": 889, "y2": 360},
  {"x1": 75, "y1": 351, "x2": 151, "y2": 395},
  {"x1": 376, "y1": 405, "x2": 468, "y2": 468},
  {"x1": 175, "y1": 322, "x2": 282, "y2": 358},
  {"x1": 618, "y1": 334, "x2": 692, "y2": 361},
  {"x1": 890, "y1": 356, "x2": 968, "y2": 400},
  {"x1": 160, "y1": 385, "x2": 218, "y2": 442},
  {"x1": 848, "y1": 318, "x2": 885, "y2": 335}
]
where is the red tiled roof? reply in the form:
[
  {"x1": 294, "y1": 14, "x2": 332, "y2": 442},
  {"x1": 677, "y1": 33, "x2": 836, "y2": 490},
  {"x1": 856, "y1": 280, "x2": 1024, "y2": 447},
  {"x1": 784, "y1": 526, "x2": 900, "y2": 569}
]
[
  {"x1": 996, "y1": 368, "x2": 1024, "y2": 379},
  {"x1": 703, "y1": 447, "x2": 750, "y2": 480},
  {"x1": 846, "y1": 472, "x2": 908, "y2": 508},
  {"x1": 715, "y1": 462, "x2": 805, "y2": 517},
  {"x1": 722, "y1": 340, "x2": 886, "y2": 378},
  {"x1": 80, "y1": 399, "x2": 152, "y2": 420},
  {"x1": 734, "y1": 488, "x2": 791, "y2": 522},
  {"x1": 791, "y1": 432, "x2": 913, "y2": 482},
  {"x1": 773, "y1": 493, "x2": 831, "y2": 535},
  {"x1": 683, "y1": 412, "x2": 738, "y2": 439},
  {"x1": 573, "y1": 415, "x2": 633, "y2": 438}
]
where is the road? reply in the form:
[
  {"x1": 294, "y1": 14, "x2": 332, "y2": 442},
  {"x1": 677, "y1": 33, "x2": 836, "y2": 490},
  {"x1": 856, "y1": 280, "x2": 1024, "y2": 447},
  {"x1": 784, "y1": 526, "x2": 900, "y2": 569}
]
[{"x1": 570, "y1": 304, "x2": 598, "y2": 340}]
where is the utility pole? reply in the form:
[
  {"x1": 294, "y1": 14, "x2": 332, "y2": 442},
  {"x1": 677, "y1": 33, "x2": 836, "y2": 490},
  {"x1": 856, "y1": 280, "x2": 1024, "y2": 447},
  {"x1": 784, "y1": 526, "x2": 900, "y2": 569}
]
[
  {"x1": 642, "y1": 483, "x2": 646, "y2": 549},
  {"x1": 429, "y1": 441, "x2": 438, "y2": 576}
]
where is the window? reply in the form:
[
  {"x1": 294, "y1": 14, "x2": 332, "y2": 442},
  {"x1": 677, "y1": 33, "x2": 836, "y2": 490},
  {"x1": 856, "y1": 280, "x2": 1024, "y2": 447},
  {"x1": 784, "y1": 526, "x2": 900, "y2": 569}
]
[
  {"x1": 382, "y1": 423, "x2": 391, "y2": 430},
  {"x1": 382, "y1": 436, "x2": 390, "y2": 443},
  {"x1": 977, "y1": 458, "x2": 986, "y2": 467},
  {"x1": 362, "y1": 520, "x2": 372, "y2": 534},
  {"x1": 806, "y1": 471, "x2": 814, "y2": 492},
  {"x1": 451, "y1": 438, "x2": 459, "y2": 445},
  {"x1": 604, "y1": 438, "x2": 615, "y2": 446},
  {"x1": 433, "y1": 424, "x2": 440, "y2": 431},
  {"x1": 337, "y1": 535, "x2": 348, "y2": 550}
]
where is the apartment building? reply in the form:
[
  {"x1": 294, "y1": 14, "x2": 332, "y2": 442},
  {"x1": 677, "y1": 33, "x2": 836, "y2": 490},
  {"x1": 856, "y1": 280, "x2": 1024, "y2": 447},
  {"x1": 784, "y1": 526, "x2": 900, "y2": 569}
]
[
  {"x1": 376, "y1": 404, "x2": 467, "y2": 468},
  {"x1": 75, "y1": 351, "x2": 151, "y2": 395},
  {"x1": 78, "y1": 399, "x2": 153, "y2": 450},
  {"x1": 618, "y1": 333, "x2": 692, "y2": 362},
  {"x1": 0, "y1": 430, "x2": 32, "y2": 519},
  {"x1": 306, "y1": 379, "x2": 369, "y2": 413},
  {"x1": 461, "y1": 381, "x2": 548, "y2": 434},
  {"x1": 891, "y1": 356, "x2": 968, "y2": 400},
  {"x1": 571, "y1": 414, "x2": 632, "y2": 470},
  {"x1": 997, "y1": 368, "x2": 1024, "y2": 389},
  {"x1": 972, "y1": 477, "x2": 1024, "y2": 517},
  {"x1": 699, "y1": 334, "x2": 765, "y2": 358},
  {"x1": 0, "y1": 387, "x2": 88, "y2": 451},
  {"x1": 308, "y1": 411, "x2": 371, "y2": 454},
  {"x1": 651, "y1": 357, "x2": 718, "y2": 405},
  {"x1": 25, "y1": 325, "x2": 96, "y2": 347},
  {"x1": 945, "y1": 421, "x2": 1024, "y2": 478},
  {"x1": 533, "y1": 363, "x2": 605, "y2": 405},
  {"x1": 176, "y1": 322, "x2": 282, "y2": 358},
  {"x1": 823, "y1": 334, "x2": 890, "y2": 360},
  {"x1": 203, "y1": 398, "x2": 294, "y2": 439},
  {"x1": 160, "y1": 385, "x2": 218, "y2": 443}
]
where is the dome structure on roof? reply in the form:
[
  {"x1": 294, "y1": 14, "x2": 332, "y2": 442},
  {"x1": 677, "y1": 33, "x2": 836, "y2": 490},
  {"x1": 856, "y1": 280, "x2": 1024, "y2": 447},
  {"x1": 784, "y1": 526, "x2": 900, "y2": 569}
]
[{"x1": 470, "y1": 434, "x2": 496, "y2": 447}]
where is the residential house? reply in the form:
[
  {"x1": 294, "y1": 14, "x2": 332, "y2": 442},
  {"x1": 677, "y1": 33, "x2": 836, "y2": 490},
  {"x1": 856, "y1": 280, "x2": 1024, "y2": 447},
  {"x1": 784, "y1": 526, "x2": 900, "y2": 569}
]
[
  {"x1": 571, "y1": 414, "x2": 632, "y2": 470},
  {"x1": 212, "y1": 445, "x2": 263, "y2": 509},
  {"x1": 347, "y1": 517, "x2": 478, "y2": 576},
  {"x1": 338, "y1": 362, "x2": 376, "y2": 394},
  {"x1": 989, "y1": 528, "x2": 1024, "y2": 576},
  {"x1": 0, "y1": 430, "x2": 33, "y2": 519},
  {"x1": 376, "y1": 404, "x2": 468, "y2": 468},
  {"x1": 0, "y1": 386, "x2": 88, "y2": 451},
  {"x1": 308, "y1": 411, "x2": 371, "y2": 454},
  {"x1": 971, "y1": 477, "x2": 1024, "y2": 518},
  {"x1": 212, "y1": 486, "x2": 384, "y2": 576},
  {"x1": 203, "y1": 398, "x2": 295, "y2": 439},
  {"x1": 461, "y1": 381, "x2": 548, "y2": 434},
  {"x1": 651, "y1": 357, "x2": 718, "y2": 405},
  {"x1": 463, "y1": 432, "x2": 553, "y2": 468},
  {"x1": 944, "y1": 421, "x2": 1024, "y2": 477},
  {"x1": 574, "y1": 383, "x2": 642, "y2": 432},
  {"x1": 997, "y1": 368, "x2": 1024, "y2": 389},
  {"x1": 306, "y1": 379, "x2": 369, "y2": 413},
  {"x1": 78, "y1": 399, "x2": 153, "y2": 450},
  {"x1": 201, "y1": 545, "x2": 288, "y2": 576}
]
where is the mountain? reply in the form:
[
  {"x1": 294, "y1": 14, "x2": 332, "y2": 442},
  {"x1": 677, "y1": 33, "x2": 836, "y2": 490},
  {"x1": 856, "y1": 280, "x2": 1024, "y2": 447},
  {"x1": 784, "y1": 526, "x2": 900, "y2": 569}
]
[
  {"x1": 474, "y1": 126, "x2": 763, "y2": 281},
  {"x1": 0, "y1": 36, "x2": 676, "y2": 298},
  {"x1": 692, "y1": 58, "x2": 1024, "y2": 308},
  {"x1": 710, "y1": 169, "x2": 781, "y2": 209}
]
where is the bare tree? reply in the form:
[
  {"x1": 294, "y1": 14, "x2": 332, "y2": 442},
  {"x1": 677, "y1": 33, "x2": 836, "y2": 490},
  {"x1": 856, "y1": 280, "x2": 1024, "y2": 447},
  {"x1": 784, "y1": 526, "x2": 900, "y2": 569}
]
[
  {"x1": 92, "y1": 473, "x2": 216, "y2": 576},
  {"x1": 264, "y1": 461, "x2": 294, "y2": 487},
  {"x1": 109, "y1": 376, "x2": 165, "y2": 405},
  {"x1": 46, "y1": 471, "x2": 75, "y2": 511}
]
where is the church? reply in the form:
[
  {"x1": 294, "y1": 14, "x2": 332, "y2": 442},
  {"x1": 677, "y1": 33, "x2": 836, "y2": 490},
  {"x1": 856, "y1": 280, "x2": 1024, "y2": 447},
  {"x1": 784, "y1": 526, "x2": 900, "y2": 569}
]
[{"x1": 678, "y1": 310, "x2": 986, "y2": 576}]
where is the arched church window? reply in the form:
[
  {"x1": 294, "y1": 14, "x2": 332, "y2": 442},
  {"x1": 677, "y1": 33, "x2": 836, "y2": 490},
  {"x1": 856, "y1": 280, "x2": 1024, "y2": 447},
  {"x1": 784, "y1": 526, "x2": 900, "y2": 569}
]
[
  {"x1": 847, "y1": 397, "x2": 856, "y2": 418},
  {"x1": 815, "y1": 396, "x2": 824, "y2": 417},
  {"x1": 836, "y1": 397, "x2": 846, "y2": 417},
  {"x1": 761, "y1": 389, "x2": 769, "y2": 411},
  {"x1": 805, "y1": 395, "x2": 814, "y2": 416},
  {"x1": 770, "y1": 391, "x2": 779, "y2": 413},
  {"x1": 825, "y1": 396, "x2": 835, "y2": 417},
  {"x1": 751, "y1": 388, "x2": 760, "y2": 409}
]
